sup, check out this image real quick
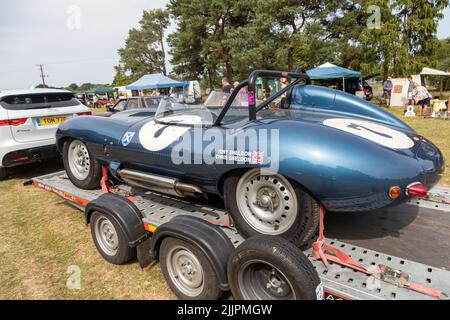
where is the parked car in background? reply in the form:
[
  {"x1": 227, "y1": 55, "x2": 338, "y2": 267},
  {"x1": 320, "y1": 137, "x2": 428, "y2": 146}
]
[
  {"x1": 0, "y1": 89, "x2": 91, "y2": 179},
  {"x1": 97, "y1": 96, "x2": 164, "y2": 117}
]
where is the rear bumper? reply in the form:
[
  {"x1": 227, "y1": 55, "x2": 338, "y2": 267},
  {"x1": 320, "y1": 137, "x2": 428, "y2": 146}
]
[{"x1": 2, "y1": 144, "x2": 59, "y2": 168}]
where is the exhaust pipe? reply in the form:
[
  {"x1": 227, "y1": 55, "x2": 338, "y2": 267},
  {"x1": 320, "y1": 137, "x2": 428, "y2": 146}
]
[
  {"x1": 117, "y1": 169, "x2": 205, "y2": 198},
  {"x1": 33, "y1": 154, "x2": 41, "y2": 161}
]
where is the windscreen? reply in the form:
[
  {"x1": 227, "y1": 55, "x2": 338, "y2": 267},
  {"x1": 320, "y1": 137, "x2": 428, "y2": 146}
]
[
  {"x1": 0, "y1": 92, "x2": 80, "y2": 110},
  {"x1": 155, "y1": 96, "x2": 214, "y2": 126}
]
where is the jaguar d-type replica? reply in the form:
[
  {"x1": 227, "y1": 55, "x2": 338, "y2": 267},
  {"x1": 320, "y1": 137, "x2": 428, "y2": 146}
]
[{"x1": 56, "y1": 70, "x2": 445, "y2": 247}]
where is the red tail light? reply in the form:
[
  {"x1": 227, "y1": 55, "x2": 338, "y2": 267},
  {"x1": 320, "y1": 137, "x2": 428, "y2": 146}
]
[
  {"x1": 406, "y1": 183, "x2": 428, "y2": 198},
  {"x1": 76, "y1": 112, "x2": 92, "y2": 116},
  {"x1": 0, "y1": 118, "x2": 28, "y2": 126}
]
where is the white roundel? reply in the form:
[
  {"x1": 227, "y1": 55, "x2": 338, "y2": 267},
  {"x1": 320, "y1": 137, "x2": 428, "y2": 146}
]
[
  {"x1": 139, "y1": 115, "x2": 202, "y2": 152},
  {"x1": 323, "y1": 118, "x2": 414, "y2": 150}
]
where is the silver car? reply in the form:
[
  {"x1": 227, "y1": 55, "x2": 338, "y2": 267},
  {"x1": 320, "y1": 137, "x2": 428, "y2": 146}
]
[{"x1": 0, "y1": 88, "x2": 91, "y2": 179}]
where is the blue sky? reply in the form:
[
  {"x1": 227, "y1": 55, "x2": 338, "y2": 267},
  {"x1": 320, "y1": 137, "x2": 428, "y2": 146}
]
[{"x1": 0, "y1": 1, "x2": 449, "y2": 90}]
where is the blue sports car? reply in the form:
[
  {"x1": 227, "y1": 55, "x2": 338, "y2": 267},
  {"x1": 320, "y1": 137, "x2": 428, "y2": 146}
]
[{"x1": 56, "y1": 70, "x2": 444, "y2": 247}]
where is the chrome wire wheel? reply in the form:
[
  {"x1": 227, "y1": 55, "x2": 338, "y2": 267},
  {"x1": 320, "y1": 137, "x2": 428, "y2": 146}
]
[
  {"x1": 94, "y1": 216, "x2": 119, "y2": 256},
  {"x1": 237, "y1": 260, "x2": 296, "y2": 300},
  {"x1": 166, "y1": 245, "x2": 205, "y2": 297},
  {"x1": 68, "y1": 140, "x2": 91, "y2": 180},
  {"x1": 236, "y1": 170, "x2": 298, "y2": 235}
]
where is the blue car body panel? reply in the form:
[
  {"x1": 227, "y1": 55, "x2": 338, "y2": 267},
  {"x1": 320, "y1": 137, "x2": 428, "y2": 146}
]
[
  {"x1": 56, "y1": 85, "x2": 444, "y2": 213},
  {"x1": 291, "y1": 85, "x2": 414, "y2": 132}
]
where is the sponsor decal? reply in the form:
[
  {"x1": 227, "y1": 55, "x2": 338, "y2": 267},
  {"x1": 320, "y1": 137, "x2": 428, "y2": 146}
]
[
  {"x1": 323, "y1": 118, "x2": 414, "y2": 150},
  {"x1": 121, "y1": 132, "x2": 135, "y2": 147},
  {"x1": 216, "y1": 149, "x2": 265, "y2": 165}
]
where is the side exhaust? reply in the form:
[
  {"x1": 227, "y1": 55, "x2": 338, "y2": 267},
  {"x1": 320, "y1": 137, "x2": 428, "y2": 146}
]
[{"x1": 117, "y1": 169, "x2": 206, "y2": 198}]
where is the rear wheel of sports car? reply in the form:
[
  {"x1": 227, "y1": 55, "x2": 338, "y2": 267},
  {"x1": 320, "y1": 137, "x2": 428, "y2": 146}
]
[
  {"x1": 63, "y1": 139, "x2": 102, "y2": 189},
  {"x1": 224, "y1": 169, "x2": 320, "y2": 248}
]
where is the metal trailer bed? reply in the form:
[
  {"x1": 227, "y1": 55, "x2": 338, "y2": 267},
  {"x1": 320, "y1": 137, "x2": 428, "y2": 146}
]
[{"x1": 31, "y1": 171, "x2": 450, "y2": 300}]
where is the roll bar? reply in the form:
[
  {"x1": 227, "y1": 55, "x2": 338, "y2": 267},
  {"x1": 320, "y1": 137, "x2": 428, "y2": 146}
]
[{"x1": 213, "y1": 68, "x2": 311, "y2": 126}]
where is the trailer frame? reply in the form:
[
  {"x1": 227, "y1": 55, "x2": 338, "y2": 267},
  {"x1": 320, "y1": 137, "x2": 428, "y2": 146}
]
[{"x1": 31, "y1": 171, "x2": 450, "y2": 300}]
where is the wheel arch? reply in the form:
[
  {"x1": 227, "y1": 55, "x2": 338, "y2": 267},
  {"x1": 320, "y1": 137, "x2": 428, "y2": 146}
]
[
  {"x1": 150, "y1": 215, "x2": 235, "y2": 291},
  {"x1": 85, "y1": 193, "x2": 148, "y2": 247},
  {"x1": 217, "y1": 168, "x2": 324, "y2": 209}
]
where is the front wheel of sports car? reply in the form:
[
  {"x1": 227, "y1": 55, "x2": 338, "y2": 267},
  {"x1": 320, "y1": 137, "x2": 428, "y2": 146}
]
[
  {"x1": 224, "y1": 170, "x2": 320, "y2": 248},
  {"x1": 63, "y1": 139, "x2": 102, "y2": 190}
]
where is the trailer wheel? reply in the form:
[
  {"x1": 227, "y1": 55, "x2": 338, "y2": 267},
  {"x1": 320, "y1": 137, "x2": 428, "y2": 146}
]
[
  {"x1": 90, "y1": 211, "x2": 136, "y2": 265},
  {"x1": 224, "y1": 169, "x2": 320, "y2": 248},
  {"x1": 228, "y1": 236, "x2": 322, "y2": 300},
  {"x1": 159, "y1": 237, "x2": 222, "y2": 300}
]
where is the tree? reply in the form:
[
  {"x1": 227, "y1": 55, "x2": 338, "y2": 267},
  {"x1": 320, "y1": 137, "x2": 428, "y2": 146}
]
[
  {"x1": 112, "y1": 65, "x2": 135, "y2": 86},
  {"x1": 165, "y1": 0, "x2": 449, "y2": 87},
  {"x1": 65, "y1": 83, "x2": 79, "y2": 92},
  {"x1": 169, "y1": 0, "x2": 254, "y2": 88},
  {"x1": 358, "y1": 0, "x2": 404, "y2": 79},
  {"x1": 115, "y1": 9, "x2": 170, "y2": 82}
]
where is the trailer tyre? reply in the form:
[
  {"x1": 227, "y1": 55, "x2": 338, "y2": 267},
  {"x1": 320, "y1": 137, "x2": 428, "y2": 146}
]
[
  {"x1": 63, "y1": 139, "x2": 102, "y2": 190},
  {"x1": 90, "y1": 211, "x2": 136, "y2": 265},
  {"x1": 228, "y1": 236, "x2": 322, "y2": 300},
  {"x1": 159, "y1": 237, "x2": 223, "y2": 300}
]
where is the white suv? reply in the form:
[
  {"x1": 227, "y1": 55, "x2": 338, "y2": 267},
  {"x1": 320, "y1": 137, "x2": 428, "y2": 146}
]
[{"x1": 0, "y1": 88, "x2": 91, "y2": 179}]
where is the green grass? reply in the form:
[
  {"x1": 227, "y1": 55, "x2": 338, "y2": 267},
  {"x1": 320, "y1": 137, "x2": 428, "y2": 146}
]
[
  {"x1": 387, "y1": 107, "x2": 450, "y2": 187},
  {"x1": 0, "y1": 160, "x2": 174, "y2": 300},
  {"x1": 0, "y1": 106, "x2": 448, "y2": 299}
]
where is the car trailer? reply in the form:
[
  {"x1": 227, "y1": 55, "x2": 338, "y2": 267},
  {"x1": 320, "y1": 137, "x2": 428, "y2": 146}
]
[{"x1": 29, "y1": 171, "x2": 450, "y2": 300}]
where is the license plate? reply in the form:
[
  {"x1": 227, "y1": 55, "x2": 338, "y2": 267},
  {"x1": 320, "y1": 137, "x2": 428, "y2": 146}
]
[{"x1": 36, "y1": 116, "x2": 67, "y2": 126}]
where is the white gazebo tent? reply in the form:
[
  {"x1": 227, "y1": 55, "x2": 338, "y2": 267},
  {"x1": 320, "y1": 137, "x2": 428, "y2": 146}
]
[{"x1": 420, "y1": 67, "x2": 450, "y2": 98}]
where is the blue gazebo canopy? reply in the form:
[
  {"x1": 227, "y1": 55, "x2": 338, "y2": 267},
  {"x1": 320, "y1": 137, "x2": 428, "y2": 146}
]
[
  {"x1": 126, "y1": 73, "x2": 187, "y2": 90},
  {"x1": 307, "y1": 63, "x2": 361, "y2": 80}
]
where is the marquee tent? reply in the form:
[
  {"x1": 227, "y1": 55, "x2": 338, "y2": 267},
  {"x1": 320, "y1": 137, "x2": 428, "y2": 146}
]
[
  {"x1": 420, "y1": 67, "x2": 450, "y2": 98},
  {"x1": 307, "y1": 63, "x2": 362, "y2": 92},
  {"x1": 126, "y1": 74, "x2": 187, "y2": 91}
]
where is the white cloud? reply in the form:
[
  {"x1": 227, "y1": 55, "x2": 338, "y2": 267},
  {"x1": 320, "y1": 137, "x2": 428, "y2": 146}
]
[{"x1": 0, "y1": 0, "x2": 170, "y2": 89}]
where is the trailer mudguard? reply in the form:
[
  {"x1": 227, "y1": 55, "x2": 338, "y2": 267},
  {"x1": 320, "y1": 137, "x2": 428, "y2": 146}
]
[
  {"x1": 85, "y1": 193, "x2": 148, "y2": 247},
  {"x1": 149, "y1": 215, "x2": 235, "y2": 291}
]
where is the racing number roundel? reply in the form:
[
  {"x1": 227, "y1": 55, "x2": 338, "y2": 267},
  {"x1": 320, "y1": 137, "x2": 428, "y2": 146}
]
[
  {"x1": 323, "y1": 118, "x2": 414, "y2": 150},
  {"x1": 139, "y1": 115, "x2": 203, "y2": 152}
]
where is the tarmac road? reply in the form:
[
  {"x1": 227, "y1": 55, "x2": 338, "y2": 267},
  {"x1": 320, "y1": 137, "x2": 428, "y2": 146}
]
[{"x1": 324, "y1": 204, "x2": 450, "y2": 270}]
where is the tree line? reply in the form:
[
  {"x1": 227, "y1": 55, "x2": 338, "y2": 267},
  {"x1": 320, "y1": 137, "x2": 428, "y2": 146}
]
[{"x1": 113, "y1": 0, "x2": 450, "y2": 89}]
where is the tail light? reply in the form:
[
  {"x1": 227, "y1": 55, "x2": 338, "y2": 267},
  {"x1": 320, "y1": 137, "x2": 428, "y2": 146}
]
[
  {"x1": 406, "y1": 183, "x2": 428, "y2": 198},
  {"x1": 76, "y1": 112, "x2": 92, "y2": 116},
  {"x1": 0, "y1": 118, "x2": 28, "y2": 126}
]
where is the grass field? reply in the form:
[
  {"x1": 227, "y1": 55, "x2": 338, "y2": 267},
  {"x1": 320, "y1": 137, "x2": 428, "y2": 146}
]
[{"x1": 0, "y1": 106, "x2": 448, "y2": 299}]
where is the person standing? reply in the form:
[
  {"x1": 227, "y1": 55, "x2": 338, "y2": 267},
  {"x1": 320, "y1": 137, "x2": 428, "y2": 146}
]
[
  {"x1": 412, "y1": 83, "x2": 432, "y2": 116},
  {"x1": 383, "y1": 77, "x2": 393, "y2": 107},
  {"x1": 222, "y1": 78, "x2": 233, "y2": 94},
  {"x1": 92, "y1": 94, "x2": 99, "y2": 109},
  {"x1": 407, "y1": 76, "x2": 415, "y2": 106}
]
